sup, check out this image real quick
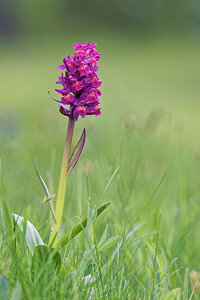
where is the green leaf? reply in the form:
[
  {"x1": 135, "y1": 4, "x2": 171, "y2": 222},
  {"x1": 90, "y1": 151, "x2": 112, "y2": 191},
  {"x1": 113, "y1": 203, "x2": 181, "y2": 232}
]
[
  {"x1": 32, "y1": 245, "x2": 61, "y2": 281},
  {"x1": 97, "y1": 224, "x2": 108, "y2": 249},
  {"x1": 35, "y1": 157, "x2": 51, "y2": 198},
  {"x1": 12, "y1": 214, "x2": 44, "y2": 255},
  {"x1": 79, "y1": 246, "x2": 95, "y2": 276},
  {"x1": 98, "y1": 236, "x2": 120, "y2": 252},
  {"x1": 158, "y1": 253, "x2": 167, "y2": 279},
  {"x1": 35, "y1": 157, "x2": 56, "y2": 221},
  {"x1": 101, "y1": 240, "x2": 122, "y2": 276},
  {"x1": 57, "y1": 202, "x2": 111, "y2": 248},
  {"x1": 1, "y1": 197, "x2": 12, "y2": 234},
  {"x1": 0, "y1": 208, "x2": 5, "y2": 234},
  {"x1": 125, "y1": 222, "x2": 145, "y2": 243},
  {"x1": 68, "y1": 128, "x2": 86, "y2": 174},
  {"x1": 1, "y1": 198, "x2": 16, "y2": 256},
  {"x1": 85, "y1": 203, "x2": 94, "y2": 244},
  {"x1": 84, "y1": 263, "x2": 96, "y2": 276}
]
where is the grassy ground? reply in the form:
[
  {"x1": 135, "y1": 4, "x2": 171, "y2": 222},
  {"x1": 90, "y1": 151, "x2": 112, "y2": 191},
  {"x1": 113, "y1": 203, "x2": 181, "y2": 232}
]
[{"x1": 0, "y1": 33, "x2": 200, "y2": 299}]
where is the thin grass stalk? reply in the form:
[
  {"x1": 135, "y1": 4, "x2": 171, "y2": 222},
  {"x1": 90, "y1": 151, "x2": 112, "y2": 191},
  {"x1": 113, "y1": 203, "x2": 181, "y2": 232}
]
[{"x1": 151, "y1": 210, "x2": 162, "y2": 297}]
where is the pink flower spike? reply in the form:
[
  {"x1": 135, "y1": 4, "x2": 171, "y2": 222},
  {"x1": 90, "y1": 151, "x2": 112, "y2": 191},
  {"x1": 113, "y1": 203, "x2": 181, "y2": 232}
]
[{"x1": 50, "y1": 41, "x2": 101, "y2": 121}]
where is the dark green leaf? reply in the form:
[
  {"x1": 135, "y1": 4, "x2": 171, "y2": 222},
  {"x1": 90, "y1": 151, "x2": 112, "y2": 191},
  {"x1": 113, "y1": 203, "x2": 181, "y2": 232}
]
[{"x1": 57, "y1": 202, "x2": 111, "y2": 248}]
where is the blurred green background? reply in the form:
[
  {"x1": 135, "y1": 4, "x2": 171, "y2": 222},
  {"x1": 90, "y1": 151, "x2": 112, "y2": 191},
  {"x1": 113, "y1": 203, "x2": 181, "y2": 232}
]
[{"x1": 1, "y1": 0, "x2": 200, "y2": 275}]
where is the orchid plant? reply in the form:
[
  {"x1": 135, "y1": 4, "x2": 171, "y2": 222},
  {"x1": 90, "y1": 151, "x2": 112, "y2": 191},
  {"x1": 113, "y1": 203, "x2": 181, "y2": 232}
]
[
  {"x1": 48, "y1": 42, "x2": 102, "y2": 247},
  {"x1": 6, "y1": 42, "x2": 119, "y2": 275}
]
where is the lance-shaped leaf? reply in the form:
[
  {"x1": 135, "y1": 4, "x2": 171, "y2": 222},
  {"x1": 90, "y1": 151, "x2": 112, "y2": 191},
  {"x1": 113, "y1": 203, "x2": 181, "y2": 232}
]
[
  {"x1": 98, "y1": 236, "x2": 120, "y2": 252},
  {"x1": 35, "y1": 157, "x2": 50, "y2": 197},
  {"x1": 35, "y1": 157, "x2": 56, "y2": 221},
  {"x1": 12, "y1": 214, "x2": 44, "y2": 255},
  {"x1": 57, "y1": 202, "x2": 111, "y2": 249},
  {"x1": 68, "y1": 128, "x2": 86, "y2": 174}
]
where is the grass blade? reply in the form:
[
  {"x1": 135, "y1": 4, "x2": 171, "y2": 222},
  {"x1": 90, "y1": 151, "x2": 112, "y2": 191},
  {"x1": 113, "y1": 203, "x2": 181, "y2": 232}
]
[
  {"x1": 98, "y1": 236, "x2": 121, "y2": 252},
  {"x1": 134, "y1": 169, "x2": 167, "y2": 223}
]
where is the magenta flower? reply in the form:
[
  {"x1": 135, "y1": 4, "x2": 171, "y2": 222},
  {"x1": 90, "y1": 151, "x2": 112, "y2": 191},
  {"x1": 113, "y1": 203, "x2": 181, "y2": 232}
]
[{"x1": 49, "y1": 42, "x2": 102, "y2": 121}]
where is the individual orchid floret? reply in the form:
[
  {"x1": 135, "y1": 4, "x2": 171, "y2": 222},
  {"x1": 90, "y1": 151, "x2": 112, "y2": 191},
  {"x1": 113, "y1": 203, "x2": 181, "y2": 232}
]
[{"x1": 49, "y1": 42, "x2": 102, "y2": 121}]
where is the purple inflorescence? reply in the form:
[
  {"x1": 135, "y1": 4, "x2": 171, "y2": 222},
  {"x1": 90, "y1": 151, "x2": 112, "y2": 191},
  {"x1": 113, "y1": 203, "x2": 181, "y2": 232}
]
[{"x1": 49, "y1": 42, "x2": 102, "y2": 121}]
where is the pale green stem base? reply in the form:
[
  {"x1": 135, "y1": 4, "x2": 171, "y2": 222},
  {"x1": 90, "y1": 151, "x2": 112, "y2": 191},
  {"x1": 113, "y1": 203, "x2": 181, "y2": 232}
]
[{"x1": 49, "y1": 118, "x2": 75, "y2": 247}]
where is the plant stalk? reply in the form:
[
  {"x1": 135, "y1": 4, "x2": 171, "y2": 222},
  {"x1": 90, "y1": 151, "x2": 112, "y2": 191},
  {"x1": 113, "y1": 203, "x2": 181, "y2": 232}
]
[{"x1": 49, "y1": 118, "x2": 75, "y2": 247}]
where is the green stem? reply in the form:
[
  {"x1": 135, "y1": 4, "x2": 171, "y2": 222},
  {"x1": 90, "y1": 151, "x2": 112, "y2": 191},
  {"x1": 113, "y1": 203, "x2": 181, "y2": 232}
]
[
  {"x1": 151, "y1": 210, "x2": 162, "y2": 298},
  {"x1": 49, "y1": 118, "x2": 75, "y2": 247}
]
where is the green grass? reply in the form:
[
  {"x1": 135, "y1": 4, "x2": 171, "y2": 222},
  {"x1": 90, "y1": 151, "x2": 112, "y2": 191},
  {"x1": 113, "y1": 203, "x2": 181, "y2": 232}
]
[{"x1": 0, "y1": 33, "x2": 200, "y2": 299}]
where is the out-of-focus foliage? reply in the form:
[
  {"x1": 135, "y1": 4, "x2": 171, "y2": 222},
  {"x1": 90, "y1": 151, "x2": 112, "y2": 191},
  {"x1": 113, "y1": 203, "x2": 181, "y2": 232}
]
[{"x1": 1, "y1": 0, "x2": 200, "y2": 36}]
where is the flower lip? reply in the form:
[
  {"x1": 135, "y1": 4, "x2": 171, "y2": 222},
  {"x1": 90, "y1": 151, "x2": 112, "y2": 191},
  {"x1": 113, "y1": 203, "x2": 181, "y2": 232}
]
[{"x1": 61, "y1": 93, "x2": 75, "y2": 105}]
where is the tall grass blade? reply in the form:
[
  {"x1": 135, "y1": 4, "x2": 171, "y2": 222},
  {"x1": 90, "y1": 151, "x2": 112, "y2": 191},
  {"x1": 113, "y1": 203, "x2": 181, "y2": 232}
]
[
  {"x1": 151, "y1": 210, "x2": 162, "y2": 297},
  {"x1": 99, "y1": 166, "x2": 119, "y2": 203},
  {"x1": 134, "y1": 169, "x2": 167, "y2": 222}
]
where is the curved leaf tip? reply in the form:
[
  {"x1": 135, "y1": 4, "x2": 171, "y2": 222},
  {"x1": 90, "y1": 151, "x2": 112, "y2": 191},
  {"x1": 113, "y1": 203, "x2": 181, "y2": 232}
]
[{"x1": 68, "y1": 128, "x2": 86, "y2": 174}]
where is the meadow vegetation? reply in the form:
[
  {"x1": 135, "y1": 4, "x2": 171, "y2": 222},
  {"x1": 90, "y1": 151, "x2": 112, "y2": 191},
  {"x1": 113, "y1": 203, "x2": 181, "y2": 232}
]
[{"x1": 0, "y1": 34, "x2": 200, "y2": 299}]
